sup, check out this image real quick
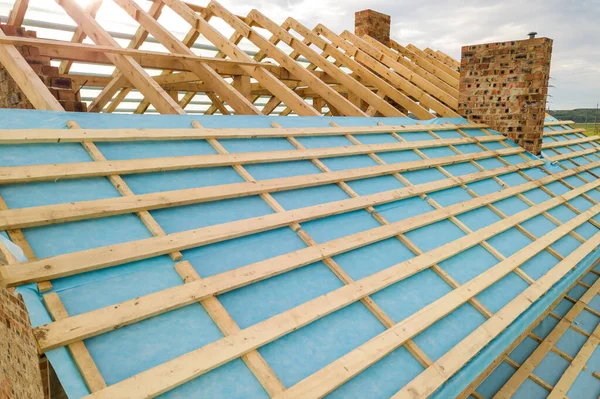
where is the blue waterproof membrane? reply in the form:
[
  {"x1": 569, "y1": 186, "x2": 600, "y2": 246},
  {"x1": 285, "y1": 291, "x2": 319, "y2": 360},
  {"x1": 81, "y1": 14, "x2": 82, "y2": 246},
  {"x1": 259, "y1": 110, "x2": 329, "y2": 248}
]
[{"x1": 2, "y1": 110, "x2": 599, "y2": 399}]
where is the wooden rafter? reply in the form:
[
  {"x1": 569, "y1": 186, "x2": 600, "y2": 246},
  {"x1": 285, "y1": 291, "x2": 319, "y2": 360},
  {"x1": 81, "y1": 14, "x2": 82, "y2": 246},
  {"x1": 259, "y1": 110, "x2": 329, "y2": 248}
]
[{"x1": 54, "y1": 0, "x2": 184, "y2": 114}]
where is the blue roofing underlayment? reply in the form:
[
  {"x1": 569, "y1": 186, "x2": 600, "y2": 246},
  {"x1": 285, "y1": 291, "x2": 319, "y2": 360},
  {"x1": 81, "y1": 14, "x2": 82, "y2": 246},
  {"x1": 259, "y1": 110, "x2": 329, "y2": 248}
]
[{"x1": 1, "y1": 109, "x2": 600, "y2": 398}]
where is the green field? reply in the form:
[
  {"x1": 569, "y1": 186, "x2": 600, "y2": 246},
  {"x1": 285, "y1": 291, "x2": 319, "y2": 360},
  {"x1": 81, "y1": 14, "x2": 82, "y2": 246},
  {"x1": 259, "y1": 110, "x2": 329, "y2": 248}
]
[{"x1": 573, "y1": 123, "x2": 600, "y2": 136}]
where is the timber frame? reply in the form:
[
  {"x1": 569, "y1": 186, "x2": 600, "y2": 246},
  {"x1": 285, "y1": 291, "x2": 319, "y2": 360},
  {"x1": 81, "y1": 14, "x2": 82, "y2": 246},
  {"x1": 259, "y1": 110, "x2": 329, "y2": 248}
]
[{"x1": 0, "y1": 0, "x2": 462, "y2": 117}]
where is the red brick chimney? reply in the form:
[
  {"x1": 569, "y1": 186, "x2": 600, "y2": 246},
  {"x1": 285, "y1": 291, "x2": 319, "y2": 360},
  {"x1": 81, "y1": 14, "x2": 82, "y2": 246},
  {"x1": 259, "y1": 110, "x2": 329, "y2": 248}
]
[
  {"x1": 354, "y1": 9, "x2": 391, "y2": 45},
  {"x1": 458, "y1": 36, "x2": 553, "y2": 155}
]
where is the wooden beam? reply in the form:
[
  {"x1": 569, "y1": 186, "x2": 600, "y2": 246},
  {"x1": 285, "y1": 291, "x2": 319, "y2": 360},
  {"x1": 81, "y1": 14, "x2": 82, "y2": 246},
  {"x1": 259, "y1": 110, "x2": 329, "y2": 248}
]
[
  {"x1": 90, "y1": 0, "x2": 164, "y2": 112},
  {"x1": 543, "y1": 135, "x2": 599, "y2": 149},
  {"x1": 0, "y1": 136, "x2": 508, "y2": 184},
  {"x1": 0, "y1": 29, "x2": 63, "y2": 111},
  {"x1": 7, "y1": 0, "x2": 28, "y2": 26},
  {"x1": 42, "y1": 293, "x2": 107, "y2": 393},
  {"x1": 54, "y1": 0, "x2": 184, "y2": 114},
  {"x1": 113, "y1": 0, "x2": 259, "y2": 115},
  {"x1": 0, "y1": 123, "x2": 488, "y2": 143},
  {"x1": 58, "y1": 0, "x2": 103, "y2": 74},
  {"x1": 162, "y1": 0, "x2": 321, "y2": 116},
  {"x1": 545, "y1": 120, "x2": 575, "y2": 126},
  {"x1": 206, "y1": 1, "x2": 364, "y2": 116},
  {"x1": 0, "y1": 36, "x2": 275, "y2": 77}
]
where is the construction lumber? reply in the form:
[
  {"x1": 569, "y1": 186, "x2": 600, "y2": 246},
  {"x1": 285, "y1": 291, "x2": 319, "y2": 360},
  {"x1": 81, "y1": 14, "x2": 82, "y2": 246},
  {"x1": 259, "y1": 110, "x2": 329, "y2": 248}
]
[
  {"x1": 248, "y1": 10, "x2": 401, "y2": 117},
  {"x1": 0, "y1": 123, "x2": 487, "y2": 143},
  {"x1": 54, "y1": 0, "x2": 184, "y2": 114},
  {"x1": 42, "y1": 293, "x2": 107, "y2": 393},
  {"x1": 206, "y1": 1, "x2": 364, "y2": 116},
  {"x1": 7, "y1": 0, "x2": 28, "y2": 26},
  {"x1": 58, "y1": 0, "x2": 103, "y2": 74},
  {"x1": 50, "y1": 176, "x2": 600, "y2": 398},
  {"x1": 112, "y1": 0, "x2": 259, "y2": 115}
]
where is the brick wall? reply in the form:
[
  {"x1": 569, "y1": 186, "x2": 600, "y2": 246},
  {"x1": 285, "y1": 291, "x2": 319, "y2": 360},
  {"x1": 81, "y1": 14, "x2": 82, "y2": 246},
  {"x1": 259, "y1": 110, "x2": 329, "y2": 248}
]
[
  {"x1": 0, "y1": 286, "x2": 44, "y2": 399},
  {"x1": 354, "y1": 9, "x2": 391, "y2": 45},
  {"x1": 458, "y1": 37, "x2": 553, "y2": 155},
  {"x1": 0, "y1": 24, "x2": 87, "y2": 112}
]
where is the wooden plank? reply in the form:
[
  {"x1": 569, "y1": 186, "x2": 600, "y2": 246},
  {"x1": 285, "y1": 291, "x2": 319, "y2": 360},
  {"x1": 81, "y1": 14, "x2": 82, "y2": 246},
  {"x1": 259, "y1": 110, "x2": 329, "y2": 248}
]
[
  {"x1": 54, "y1": 0, "x2": 184, "y2": 114},
  {"x1": 67, "y1": 120, "x2": 182, "y2": 261},
  {"x1": 74, "y1": 176, "x2": 600, "y2": 399},
  {"x1": 174, "y1": 261, "x2": 285, "y2": 395},
  {"x1": 7, "y1": 0, "x2": 28, "y2": 26},
  {"x1": 546, "y1": 148, "x2": 599, "y2": 162},
  {"x1": 58, "y1": 0, "x2": 103, "y2": 74},
  {"x1": 22, "y1": 160, "x2": 580, "y2": 353},
  {"x1": 0, "y1": 123, "x2": 488, "y2": 143},
  {"x1": 543, "y1": 135, "x2": 599, "y2": 149},
  {"x1": 206, "y1": 1, "x2": 366, "y2": 117},
  {"x1": 248, "y1": 11, "x2": 402, "y2": 117},
  {"x1": 162, "y1": 0, "x2": 321, "y2": 116},
  {"x1": 543, "y1": 128, "x2": 586, "y2": 137},
  {"x1": 392, "y1": 230, "x2": 600, "y2": 399},
  {"x1": 0, "y1": 29, "x2": 64, "y2": 111},
  {"x1": 493, "y1": 277, "x2": 600, "y2": 398},
  {"x1": 42, "y1": 293, "x2": 107, "y2": 393},
  {"x1": 113, "y1": 0, "x2": 260, "y2": 115},
  {"x1": 0, "y1": 136, "x2": 508, "y2": 184},
  {"x1": 545, "y1": 120, "x2": 575, "y2": 126}
]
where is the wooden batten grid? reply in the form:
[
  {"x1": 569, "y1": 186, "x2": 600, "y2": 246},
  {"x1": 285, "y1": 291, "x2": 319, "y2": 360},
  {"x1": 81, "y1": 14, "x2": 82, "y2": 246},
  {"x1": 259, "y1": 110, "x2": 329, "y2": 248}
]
[
  {"x1": 3, "y1": 1, "x2": 600, "y2": 398},
  {"x1": 2, "y1": 117, "x2": 600, "y2": 398}
]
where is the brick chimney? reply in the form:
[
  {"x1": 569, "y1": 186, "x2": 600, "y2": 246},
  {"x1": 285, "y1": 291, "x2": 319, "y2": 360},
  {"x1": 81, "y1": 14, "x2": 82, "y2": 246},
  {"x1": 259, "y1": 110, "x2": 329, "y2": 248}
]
[
  {"x1": 354, "y1": 9, "x2": 391, "y2": 45},
  {"x1": 458, "y1": 37, "x2": 553, "y2": 155}
]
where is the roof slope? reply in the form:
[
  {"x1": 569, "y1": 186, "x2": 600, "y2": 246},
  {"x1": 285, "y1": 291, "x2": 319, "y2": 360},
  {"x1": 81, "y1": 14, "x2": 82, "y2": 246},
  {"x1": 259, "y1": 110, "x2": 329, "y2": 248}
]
[
  {"x1": 457, "y1": 118, "x2": 600, "y2": 399},
  {"x1": 1, "y1": 110, "x2": 600, "y2": 398}
]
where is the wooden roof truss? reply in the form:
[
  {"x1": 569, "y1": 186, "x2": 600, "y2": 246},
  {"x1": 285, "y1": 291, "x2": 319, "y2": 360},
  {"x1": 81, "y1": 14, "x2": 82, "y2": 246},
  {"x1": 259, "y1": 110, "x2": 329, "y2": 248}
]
[{"x1": 0, "y1": 0, "x2": 462, "y2": 117}]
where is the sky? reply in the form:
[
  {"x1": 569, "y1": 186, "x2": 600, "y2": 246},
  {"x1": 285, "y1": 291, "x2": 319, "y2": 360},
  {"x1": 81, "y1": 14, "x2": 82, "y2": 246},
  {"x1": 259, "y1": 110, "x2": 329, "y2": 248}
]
[{"x1": 1, "y1": 0, "x2": 599, "y2": 110}]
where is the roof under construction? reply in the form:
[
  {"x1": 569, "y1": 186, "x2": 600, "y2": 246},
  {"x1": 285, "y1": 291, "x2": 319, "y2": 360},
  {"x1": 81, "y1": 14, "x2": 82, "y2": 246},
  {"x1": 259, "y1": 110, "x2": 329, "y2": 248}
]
[{"x1": 1, "y1": 1, "x2": 600, "y2": 399}]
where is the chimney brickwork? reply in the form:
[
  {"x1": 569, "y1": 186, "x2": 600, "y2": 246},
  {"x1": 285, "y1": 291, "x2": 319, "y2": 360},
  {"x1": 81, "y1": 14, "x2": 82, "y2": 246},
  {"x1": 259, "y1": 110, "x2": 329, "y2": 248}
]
[
  {"x1": 458, "y1": 38, "x2": 553, "y2": 155},
  {"x1": 0, "y1": 24, "x2": 87, "y2": 112},
  {"x1": 354, "y1": 9, "x2": 391, "y2": 45},
  {"x1": 0, "y1": 286, "x2": 45, "y2": 399}
]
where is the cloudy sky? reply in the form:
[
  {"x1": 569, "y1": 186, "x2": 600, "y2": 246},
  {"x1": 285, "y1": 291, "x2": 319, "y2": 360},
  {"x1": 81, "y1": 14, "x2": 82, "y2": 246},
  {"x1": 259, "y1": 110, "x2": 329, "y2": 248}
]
[{"x1": 1, "y1": 0, "x2": 599, "y2": 110}]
